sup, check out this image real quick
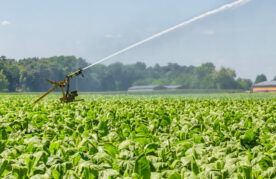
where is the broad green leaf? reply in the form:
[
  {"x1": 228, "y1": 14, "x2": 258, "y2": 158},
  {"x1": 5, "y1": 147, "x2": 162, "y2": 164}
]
[
  {"x1": 12, "y1": 165, "x2": 28, "y2": 179},
  {"x1": 168, "y1": 171, "x2": 181, "y2": 179},
  {"x1": 103, "y1": 143, "x2": 118, "y2": 158},
  {"x1": 0, "y1": 159, "x2": 8, "y2": 177},
  {"x1": 0, "y1": 141, "x2": 5, "y2": 154},
  {"x1": 0, "y1": 128, "x2": 8, "y2": 140},
  {"x1": 259, "y1": 155, "x2": 273, "y2": 171},
  {"x1": 191, "y1": 157, "x2": 200, "y2": 176},
  {"x1": 134, "y1": 155, "x2": 151, "y2": 179}
]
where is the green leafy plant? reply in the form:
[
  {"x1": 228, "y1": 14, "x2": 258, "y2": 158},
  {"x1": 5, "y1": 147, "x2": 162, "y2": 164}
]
[{"x1": 0, "y1": 94, "x2": 275, "y2": 178}]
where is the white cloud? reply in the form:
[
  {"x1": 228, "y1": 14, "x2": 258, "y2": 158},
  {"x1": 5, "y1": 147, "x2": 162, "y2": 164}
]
[
  {"x1": 105, "y1": 34, "x2": 121, "y2": 39},
  {"x1": 1, "y1": 20, "x2": 11, "y2": 26},
  {"x1": 201, "y1": 30, "x2": 215, "y2": 35}
]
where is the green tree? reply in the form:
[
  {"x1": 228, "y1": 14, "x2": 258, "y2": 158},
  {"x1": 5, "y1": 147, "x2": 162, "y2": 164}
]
[
  {"x1": 101, "y1": 74, "x2": 116, "y2": 91},
  {"x1": 1, "y1": 58, "x2": 20, "y2": 92},
  {"x1": 0, "y1": 56, "x2": 7, "y2": 61},
  {"x1": 152, "y1": 78, "x2": 170, "y2": 85},
  {"x1": 195, "y1": 62, "x2": 216, "y2": 89},
  {"x1": 172, "y1": 73, "x2": 197, "y2": 88},
  {"x1": 0, "y1": 70, "x2": 9, "y2": 92},
  {"x1": 254, "y1": 74, "x2": 267, "y2": 84},
  {"x1": 213, "y1": 67, "x2": 239, "y2": 89},
  {"x1": 108, "y1": 62, "x2": 124, "y2": 90},
  {"x1": 236, "y1": 78, "x2": 253, "y2": 90},
  {"x1": 0, "y1": 55, "x2": 258, "y2": 91}
]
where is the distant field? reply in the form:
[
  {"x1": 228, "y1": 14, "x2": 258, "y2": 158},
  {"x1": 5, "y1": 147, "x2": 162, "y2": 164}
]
[
  {"x1": 1, "y1": 89, "x2": 245, "y2": 96},
  {"x1": 0, "y1": 94, "x2": 275, "y2": 178}
]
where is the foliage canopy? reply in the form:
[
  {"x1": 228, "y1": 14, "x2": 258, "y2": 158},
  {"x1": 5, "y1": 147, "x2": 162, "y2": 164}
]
[
  {"x1": 0, "y1": 94, "x2": 275, "y2": 178},
  {"x1": 0, "y1": 56, "x2": 257, "y2": 92}
]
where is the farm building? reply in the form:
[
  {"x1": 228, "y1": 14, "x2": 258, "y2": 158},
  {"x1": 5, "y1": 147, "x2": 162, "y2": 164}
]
[
  {"x1": 252, "y1": 81, "x2": 276, "y2": 93},
  {"x1": 164, "y1": 85, "x2": 185, "y2": 90},
  {"x1": 128, "y1": 85, "x2": 166, "y2": 91}
]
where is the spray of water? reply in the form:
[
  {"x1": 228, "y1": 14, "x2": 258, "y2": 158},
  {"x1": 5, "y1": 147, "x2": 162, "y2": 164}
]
[{"x1": 82, "y1": 0, "x2": 251, "y2": 71}]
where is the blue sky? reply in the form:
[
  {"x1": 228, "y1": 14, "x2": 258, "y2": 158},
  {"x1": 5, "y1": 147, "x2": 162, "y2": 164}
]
[{"x1": 0, "y1": 0, "x2": 275, "y2": 80}]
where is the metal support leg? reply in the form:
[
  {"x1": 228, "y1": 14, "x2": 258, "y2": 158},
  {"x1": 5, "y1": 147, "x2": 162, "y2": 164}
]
[{"x1": 33, "y1": 85, "x2": 59, "y2": 104}]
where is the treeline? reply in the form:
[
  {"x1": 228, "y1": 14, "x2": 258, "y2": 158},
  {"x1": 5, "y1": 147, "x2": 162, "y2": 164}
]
[{"x1": 0, "y1": 56, "x2": 274, "y2": 92}]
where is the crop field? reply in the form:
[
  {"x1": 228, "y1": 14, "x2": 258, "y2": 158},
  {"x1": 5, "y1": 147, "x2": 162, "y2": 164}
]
[{"x1": 0, "y1": 94, "x2": 276, "y2": 178}]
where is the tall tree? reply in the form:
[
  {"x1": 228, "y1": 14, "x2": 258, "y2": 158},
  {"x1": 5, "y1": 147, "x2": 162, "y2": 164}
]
[
  {"x1": 254, "y1": 74, "x2": 267, "y2": 84},
  {"x1": 213, "y1": 67, "x2": 239, "y2": 89},
  {"x1": 1, "y1": 58, "x2": 20, "y2": 92},
  {"x1": 195, "y1": 62, "x2": 216, "y2": 89},
  {"x1": 236, "y1": 78, "x2": 253, "y2": 90},
  {"x1": 0, "y1": 70, "x2": 9, "y2": 92}
]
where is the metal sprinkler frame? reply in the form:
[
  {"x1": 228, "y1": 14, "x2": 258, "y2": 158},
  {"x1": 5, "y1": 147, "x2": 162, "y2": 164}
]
[{"x1": 33, "y1": 69, "x2": 84, "y2": 104}]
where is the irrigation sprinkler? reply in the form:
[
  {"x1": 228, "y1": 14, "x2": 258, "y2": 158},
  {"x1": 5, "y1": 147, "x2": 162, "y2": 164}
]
[
  {"x1": 33, "y1": 69, "x2": 84, "y2": 104},
  {"x1": 34, "y1": 0, "x2": 251, "y2": 104}
]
